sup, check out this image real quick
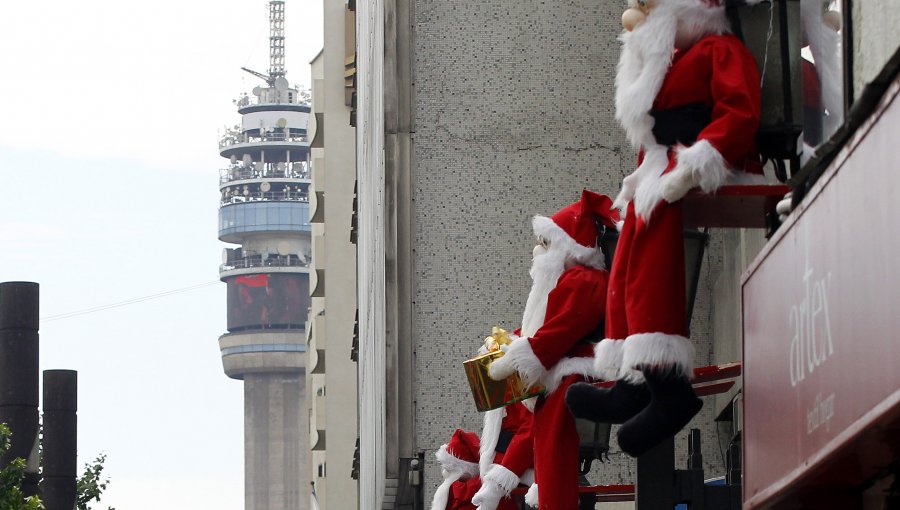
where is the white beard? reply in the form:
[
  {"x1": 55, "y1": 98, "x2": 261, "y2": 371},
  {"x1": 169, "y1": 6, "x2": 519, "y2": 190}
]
[
  {"x1": 520, "y1": 248, "x2": 568, "y2": 338},
  {"x1": 615, "y1": 7, "x2": 679, "y2": 149}
]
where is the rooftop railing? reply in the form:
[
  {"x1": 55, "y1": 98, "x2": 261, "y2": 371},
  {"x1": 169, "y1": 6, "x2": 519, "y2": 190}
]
[
  {"x1": 219, "y1": 131, "x2": 309, "y2": 150},
  {"x1": 220, "y1": 164, "x2": 310, "y2": 184},
  {"x1": 220, "y1": 254, "x2": 311, "y2": 273},
  {"x1": 220, "y1": 191, "x2": 310, "y2": 206}
]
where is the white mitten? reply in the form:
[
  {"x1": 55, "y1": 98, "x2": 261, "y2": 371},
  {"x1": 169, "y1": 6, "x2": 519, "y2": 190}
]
[
  {"x1": 474, "y1": 464, "x2": 520, "y2": 510},
  {"x1": 471, "y1": 479, "x2": 504, "y2": 510},
  {"x1": 524, "y1": 483, "x2": 539, "y2": 508},
  {"x1": 660, "y1": 166, "x2": 699, "y2": 203},
  {"x1": 613, "y1": 173, "x2": 639, "y2": 210},
  {"x1": 487, "y1": 345, "x2": 515, "y2": 381}
]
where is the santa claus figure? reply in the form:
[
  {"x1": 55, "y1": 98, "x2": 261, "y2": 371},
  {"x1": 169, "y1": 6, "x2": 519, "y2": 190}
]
[
  {"x1": 431, "y1": 401, "x2": 534, "y2": 510},
  {"x1": 432, "y1": 429, "x2": 483, "y2": 510},
  {"x1": 487, "y1": 190, "x2": 619, "y2": 509},
  {"x1": 566, "y1": 0, "x2": 765, "y2": 457}
]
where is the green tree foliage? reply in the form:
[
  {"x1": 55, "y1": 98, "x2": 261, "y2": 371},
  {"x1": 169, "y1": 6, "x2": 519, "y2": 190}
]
[
  {"x1": 75, "y1": 454, "x2": 114, "y2": 510},
  {"x1": 0, "y1": 423, "x2": 44, "y2": 510}
]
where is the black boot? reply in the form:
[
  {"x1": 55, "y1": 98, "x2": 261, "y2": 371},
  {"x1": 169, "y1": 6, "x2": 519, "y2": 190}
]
[
  {"x1": 565, "y1": 380, "x2": 651, "y2": 424},
  {"x1": 617, "y1": 367, "x2": 702, "y2": 457}
]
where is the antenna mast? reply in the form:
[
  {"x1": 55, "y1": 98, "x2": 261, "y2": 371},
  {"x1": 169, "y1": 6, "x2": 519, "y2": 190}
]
[{"x1": 268, "y1": 1, "x2": 286, "y2": 81}]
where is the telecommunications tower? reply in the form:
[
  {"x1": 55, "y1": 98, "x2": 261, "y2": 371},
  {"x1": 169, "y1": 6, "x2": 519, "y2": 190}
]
[{"x1": 217, "y1": 1, "x2": 311, "y2": 508}]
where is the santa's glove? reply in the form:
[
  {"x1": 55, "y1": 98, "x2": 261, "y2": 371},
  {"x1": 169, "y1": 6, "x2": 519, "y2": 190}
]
[
  {"x1": 472, "y1": 464, "x2": 519, "y2": 510},
  {"x1": 612, "y1": 172, "x2": 639, "y2": 210},
  {"x1": 662, "y1": 140, "x2": 730, "y2": 203},
  {"x1": 524, "y1": 483, "x2": 539, "y2": 508},
  {"x1": 660, "y1": 166, "x2": 700, "y2": 203},
  {"x1": 487, "y1": 344, "x2": 516, "y2": 381}
]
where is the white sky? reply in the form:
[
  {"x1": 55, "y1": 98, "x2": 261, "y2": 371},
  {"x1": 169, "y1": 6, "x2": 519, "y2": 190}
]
[{"x1": 0, "y1": 1, "x2": 323, "y2": 508}]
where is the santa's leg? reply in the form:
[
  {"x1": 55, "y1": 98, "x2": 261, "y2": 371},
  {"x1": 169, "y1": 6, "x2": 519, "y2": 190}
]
[
  {"x1": 616, "y1": 200, "x2": 702, "y2": 457},
  {"x1": 566, "y1": 203, "x2": 651, "y2": 423},
  {"x1": 534, "y1": 375, "x2": 584, "y2": 510}
]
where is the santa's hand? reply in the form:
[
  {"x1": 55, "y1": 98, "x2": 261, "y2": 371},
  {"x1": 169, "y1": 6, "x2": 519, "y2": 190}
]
[
  {"x1": 488, "y1": 345, "x2": 516, "y2": 381},
  {"x1": 613, "y1": 173, "x2": 639, "y2": 210},
  {"x1": 660, "y1": 166, "x2": 699, "y2": 203},
  {"x1": 471, "y1": 479, "x2": 504, "y2": 510}
]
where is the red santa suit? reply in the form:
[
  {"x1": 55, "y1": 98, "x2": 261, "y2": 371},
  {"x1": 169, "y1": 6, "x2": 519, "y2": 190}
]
[
  {"x1": 432, "y1": 403, "x2": 534, "y2": 510},
  {"x1": 488, "y1": 190, "x2": 619, "y2": 510}
]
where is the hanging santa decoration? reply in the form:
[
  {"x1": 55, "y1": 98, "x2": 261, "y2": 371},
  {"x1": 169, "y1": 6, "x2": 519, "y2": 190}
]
[{"x1": 566, "y1": 0, "x2": 766, "y2": 457}]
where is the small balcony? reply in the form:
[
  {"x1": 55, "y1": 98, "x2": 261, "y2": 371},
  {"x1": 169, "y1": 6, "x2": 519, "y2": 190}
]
[
  {"x1": 220, "y1": 253, "x2": 311, "y2": 274},
  {"x1": 219, "y1": 130, "x2": 308, "y2": 150},
  {"x1": 220, "y1": 162, "x2": 310, "y2": 185},
  {"x1": 220, "y1": 189, "x2": 310, "y2": 207}
]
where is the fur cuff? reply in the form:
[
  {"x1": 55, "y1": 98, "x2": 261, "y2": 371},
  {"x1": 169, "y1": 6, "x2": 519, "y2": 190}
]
[
  {"x1": 594, "y1": 339, "x2": 625, "y2": 380},
  {"x1": 620, "y1": 332, "x2": 695, "y2": 384},
  {"x1": 484, "y1": 464, "x2": 521, "y2": 495},
  {"x1": 502, "y1": 337, "x2": 546, "y2": 389},
  {"x1": 524, "y1": 483, "x2": 539, "y2": 507},
  {"x1": 435, "y1": 445, "x2": 479, "y2": 479},
  {"x1": 532, "y1": 215, "x2": 606, "y2": 269},
  {"x1": 542, "y1": 355, "x2": 607, "y2": 394}
]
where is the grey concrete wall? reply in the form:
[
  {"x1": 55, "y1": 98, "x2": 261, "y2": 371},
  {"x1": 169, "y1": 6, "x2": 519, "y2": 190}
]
[
  {"x1": 409, "y1": 0, "x2": 726, "y2": 500},
  {"x1": 245, "y1": 373, "x2": 308, "y2": 510},
  {"x1": 852, "y1": 2, "x2": 900, "y2": 98}
]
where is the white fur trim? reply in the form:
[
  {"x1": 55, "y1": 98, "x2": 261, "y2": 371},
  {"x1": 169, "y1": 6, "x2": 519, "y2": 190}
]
[
  {"x1": 524, "y1": 483, "x2": 539, "y2": 508},
  {"x1": 620, "y1": 332, "x2": 695, "y2": 384},
  {"x1": 541, "y1": 355, "x2": 608, "y2": 394},
  {"x1": 479, "y1": 408, "x2": 505, "y2": 477},
  {"x1": 431, "y1": 471, "x2": 463, "y2": 510},
  {"x1": 593, "y1": 339, "x2": 625, "y2": 380},
  {"x1": 532, "y1": 216, "x2": 606, "y2": 269},
  {"x1": 484, "y1": 464, "x2": 521, "y2": 495},
  {"x1": 501, "y1": 337, "x2": 546, "y2": 390},
  {"x1": 435, "y1": 445, "x2": 479, "y2": 479}
]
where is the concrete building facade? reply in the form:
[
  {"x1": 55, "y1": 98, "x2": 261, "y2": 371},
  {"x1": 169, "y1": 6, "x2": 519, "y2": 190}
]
[
  {"x1": 306, "y1": 1, "x2": 360, "y2": 508},
  {"x1": 348, "y1": 0, "x2": 900, "y2": 508}
]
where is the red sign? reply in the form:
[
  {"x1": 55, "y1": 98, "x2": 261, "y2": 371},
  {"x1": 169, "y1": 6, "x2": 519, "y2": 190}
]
[{"x1": 742, "y1": 84, "x2": 900, "y2": 508}]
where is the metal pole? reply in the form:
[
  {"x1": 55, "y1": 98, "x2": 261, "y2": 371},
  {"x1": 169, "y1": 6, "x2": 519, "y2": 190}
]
[
  {"x1": 0, "y1": 281, "x2": 41, "y2": 497},
  {"x1": 635, "y1": 436, "x2": 675, "y2": 510},
  {"x1": 41, "y1": 370, "x2": 78, "y2": 510}
]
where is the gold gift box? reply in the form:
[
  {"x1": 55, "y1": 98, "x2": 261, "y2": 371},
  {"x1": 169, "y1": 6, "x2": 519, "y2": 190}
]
[{"x1": 463, "y1": 327, "x2": 544, "y2": 412}]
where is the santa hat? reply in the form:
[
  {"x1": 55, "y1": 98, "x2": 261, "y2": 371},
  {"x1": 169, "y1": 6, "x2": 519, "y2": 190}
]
[
  {"x1": 532, "y1": 190, "x2": 620, "y2": 270},
  {"x1": 432, "y1": 429, "x2": 481, "y2": 510}
]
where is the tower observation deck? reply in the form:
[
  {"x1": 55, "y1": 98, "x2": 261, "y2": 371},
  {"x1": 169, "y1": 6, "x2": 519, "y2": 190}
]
[{"x1": 217, "y1": 2, "x2": 310, "y2": 509}]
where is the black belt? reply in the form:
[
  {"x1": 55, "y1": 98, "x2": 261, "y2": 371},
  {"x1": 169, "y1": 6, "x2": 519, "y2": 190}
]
[{"x1": 651, "y1": 102, "x2": 712, "y2": 147}]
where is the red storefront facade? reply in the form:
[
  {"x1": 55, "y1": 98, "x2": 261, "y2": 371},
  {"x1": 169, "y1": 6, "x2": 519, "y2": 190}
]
[{"x1": 742, "y1": 79, "x2": 900, "y2": 508}]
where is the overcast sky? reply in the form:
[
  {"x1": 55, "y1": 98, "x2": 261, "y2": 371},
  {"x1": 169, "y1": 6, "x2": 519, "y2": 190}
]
[{"x1": 0, "y1": 1, "x2": 323, "y2": 508}]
